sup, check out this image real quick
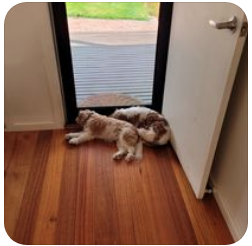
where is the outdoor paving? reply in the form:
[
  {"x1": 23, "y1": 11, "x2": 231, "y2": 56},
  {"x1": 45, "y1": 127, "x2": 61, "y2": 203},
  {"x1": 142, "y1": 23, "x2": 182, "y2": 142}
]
[
  {"x1": 70, "y1": 32, "x2": 157, "y2": 46},
  {"x1": 68, "y1": 17, "x2": 158, "y2": 33},
  {"x1": 67, "y1": 17, "x2": 158, "y2": 106}
]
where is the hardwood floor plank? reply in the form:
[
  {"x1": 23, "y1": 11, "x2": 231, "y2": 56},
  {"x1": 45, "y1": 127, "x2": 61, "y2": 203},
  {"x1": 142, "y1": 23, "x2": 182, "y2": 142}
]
[
  {"x1": 4, "y1": 132, "x2": 38, "y2": 240},
  {"x1": 128, "y1": 160, "x2": 161, "y2": 244},
  {"x1": 137, "y1": 147, "x2": 197, "y2": 244},
  {"x1": 55, "y1": 135, "x2": 80, "y2": 245},
  {"x1": 13, "y1": 131, "x2": 52, "y2": 244},
  {"x1": 140, "y1": 151, "x2": 173, "y2": 244},
  {"x1": 155, "y1": 147, "x2": 198, "y2": 244},
  {"x1": 74, "y1": 142, "x2": 93, "y2": 244},
  {"x1": 93, "y1": 142, "x2": 120, "y2": 245},
  {"x1": 4, "y1": 130, "x2": 234, "y2": 245},
  {"x1": 168, "y1": 148, "x2": 234, "y2": 244},
  {"x1": 31, "y1": 130, "x2": 66, "y2": 244},
  {"x1": 4, "y1": 132, "x2": 17, "y2": 171},
  {"x1": 113, "y1": 160, "x2": 137, "y2": 244}
]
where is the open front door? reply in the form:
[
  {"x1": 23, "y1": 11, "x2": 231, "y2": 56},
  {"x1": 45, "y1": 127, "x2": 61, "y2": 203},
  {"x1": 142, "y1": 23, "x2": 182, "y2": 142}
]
[
  {"x1": 51, "y1": 3, "x2": 173, "y2": 123},
  {"x1": 163, "y1": 3, "x2": 247, "y2": 199}
]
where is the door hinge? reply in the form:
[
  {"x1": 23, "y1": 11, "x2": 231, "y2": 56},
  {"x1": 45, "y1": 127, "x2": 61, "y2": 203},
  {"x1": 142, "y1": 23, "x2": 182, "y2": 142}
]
[
  {"x1": 205, "y1": 188, "x2": 213, "y2": 194},
  {"x1": 204, "y1": 182, "x2": 213, "y2": 195}
]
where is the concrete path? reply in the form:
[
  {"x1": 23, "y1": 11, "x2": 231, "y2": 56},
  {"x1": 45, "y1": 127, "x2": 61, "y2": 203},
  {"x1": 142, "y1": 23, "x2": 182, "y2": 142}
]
[
  {"x1": 68, "y1": 17, "x2": 158, "y2": 46},
  {"x1": 67, "y1": 17, "x2": 157, "y2": 106}
]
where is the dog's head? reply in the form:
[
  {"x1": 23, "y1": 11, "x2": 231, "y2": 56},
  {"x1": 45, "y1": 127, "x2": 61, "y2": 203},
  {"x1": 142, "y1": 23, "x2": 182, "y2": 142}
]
[
  {"x1": 145, "y1": 112, "x2": 169, "y2": 129},
  {"x1": 76, "y1": 110, "x2": 93, "y2": 126}
]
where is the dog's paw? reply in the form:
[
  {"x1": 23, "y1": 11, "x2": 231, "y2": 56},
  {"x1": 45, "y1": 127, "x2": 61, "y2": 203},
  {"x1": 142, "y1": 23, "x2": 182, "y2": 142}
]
[
  {"x1": 69, "y1": 138, "x2": 79, "y2": 145},
  {"x1": 65, "y1": 133, "x2": 72, "y2": 140},
  {"x1": 113, "y1": 152, "x2": 125, "y2": 160},
  {"x1": 113, "y1": 154, "x2": 122, "y2": 160},
  {"x1": 113, "y1": 153, "x2": 124, "y2": 160},
  {"x1": 125, "y1": 153, "x2": 135, "y2": 162}
]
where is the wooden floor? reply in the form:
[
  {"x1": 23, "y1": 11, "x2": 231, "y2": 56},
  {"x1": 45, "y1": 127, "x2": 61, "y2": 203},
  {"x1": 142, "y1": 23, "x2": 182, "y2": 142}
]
[{"x1": 4, "y1": 130, "x2": 233, "y2": 245}]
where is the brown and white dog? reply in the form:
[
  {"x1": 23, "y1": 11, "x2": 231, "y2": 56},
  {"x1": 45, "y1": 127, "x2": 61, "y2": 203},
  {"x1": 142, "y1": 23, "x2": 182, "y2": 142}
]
[
  {"x1": 111, "y1": 106, "x2": 171, "y2": 146},
  {"x1": 65, "y1": 110, "x2": 143, "y2": 162}
]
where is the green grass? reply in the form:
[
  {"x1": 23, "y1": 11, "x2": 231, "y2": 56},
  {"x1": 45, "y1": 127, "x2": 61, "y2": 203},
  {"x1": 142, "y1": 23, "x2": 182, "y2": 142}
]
[{"x1": 66, "y1": 2, "x2": 159, "y2": 21}]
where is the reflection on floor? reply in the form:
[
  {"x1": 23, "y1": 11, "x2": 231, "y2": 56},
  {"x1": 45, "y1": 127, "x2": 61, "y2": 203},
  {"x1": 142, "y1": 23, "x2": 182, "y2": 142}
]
[{"x1": 5, "y1": 130, "x2": 234, "y2": 244}]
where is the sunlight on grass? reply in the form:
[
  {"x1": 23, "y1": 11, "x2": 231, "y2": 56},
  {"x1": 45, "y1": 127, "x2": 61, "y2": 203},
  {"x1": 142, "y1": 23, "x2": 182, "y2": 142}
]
[{"x1": 66, "y1": 2, "x2": 159, "y2": 21}]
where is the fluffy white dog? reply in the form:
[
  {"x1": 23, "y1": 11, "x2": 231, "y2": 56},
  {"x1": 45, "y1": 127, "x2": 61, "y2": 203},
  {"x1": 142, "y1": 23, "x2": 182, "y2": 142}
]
[
  {"x1": 65, "y1": 110, "x2": 142, "y2": 162},
  {"x1": 111, "y1": 106, "x2": 171, "y2": 146}
]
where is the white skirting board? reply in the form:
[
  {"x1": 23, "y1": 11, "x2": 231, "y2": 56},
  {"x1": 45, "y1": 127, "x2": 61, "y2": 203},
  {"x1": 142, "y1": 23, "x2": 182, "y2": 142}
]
[
  {"x1": 4, "y1": 121, "x2": 64, "y2": 132},
  {"x1": 210, "y1": 177, "x2": 247, "y2": 242}
]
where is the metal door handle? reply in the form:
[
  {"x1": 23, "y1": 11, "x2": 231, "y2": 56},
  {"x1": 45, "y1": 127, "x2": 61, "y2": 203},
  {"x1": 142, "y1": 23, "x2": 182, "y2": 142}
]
[{"x1": 209, "y1": 16, "x2": 237, "y2": 33}]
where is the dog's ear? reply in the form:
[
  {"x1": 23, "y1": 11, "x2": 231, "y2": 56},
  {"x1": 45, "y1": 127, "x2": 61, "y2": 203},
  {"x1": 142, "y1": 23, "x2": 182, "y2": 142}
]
[
  {"x1": 145, "y1": 112, "x2": 168, "y2": 126},
  {"x1": 145, "y1": 112, "x2": 160, "y2": 126},
  {"x1": 76, "y1": 110, "x2": 93, "y2": 126}
]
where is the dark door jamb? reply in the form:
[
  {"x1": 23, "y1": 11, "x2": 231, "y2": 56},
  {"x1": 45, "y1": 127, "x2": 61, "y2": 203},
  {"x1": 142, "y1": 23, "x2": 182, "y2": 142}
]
[{"x1": 50, "y1": 3, "x2": 173, "y2": 124}]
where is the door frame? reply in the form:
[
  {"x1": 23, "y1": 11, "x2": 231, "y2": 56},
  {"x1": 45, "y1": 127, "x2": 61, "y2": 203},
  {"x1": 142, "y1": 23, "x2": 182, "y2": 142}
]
[{"x1": 50, "y1": 3, "x2": 173, "y2": 124}]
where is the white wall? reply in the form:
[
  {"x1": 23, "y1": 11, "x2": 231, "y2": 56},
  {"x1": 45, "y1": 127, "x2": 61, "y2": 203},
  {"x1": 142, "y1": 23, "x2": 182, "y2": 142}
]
[
  {"x1": 4, "y1": 3, "x2": 65, "y2": 131},
  {"x1": 210, "y1": 39, "x2": 248, "y2": 241}
]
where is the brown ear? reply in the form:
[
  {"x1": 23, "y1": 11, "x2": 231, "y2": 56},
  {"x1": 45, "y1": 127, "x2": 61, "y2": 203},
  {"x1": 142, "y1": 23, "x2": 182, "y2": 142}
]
[
  {"x1": 145, "y1": 112, "x2": 159, "y2": 125},
  {"x1": 76, "y1": 110, "x2": 93, "y2": 126},
  {"x1": 145, "y1": 112, "x2": 169, "y2": 127}
]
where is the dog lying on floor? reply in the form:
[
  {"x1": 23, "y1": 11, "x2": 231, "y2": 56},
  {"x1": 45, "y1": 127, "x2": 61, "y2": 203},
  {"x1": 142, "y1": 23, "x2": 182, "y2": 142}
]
[
  {"x1": 65, "y1": 110, "x2": 142, "y2": 162},
  {"x1": 111, "y1": 106, "x2": 171, "y2": 146}
]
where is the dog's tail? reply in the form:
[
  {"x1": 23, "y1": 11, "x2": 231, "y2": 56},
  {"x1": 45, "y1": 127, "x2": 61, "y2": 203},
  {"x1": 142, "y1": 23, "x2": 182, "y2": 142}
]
[{"x1": 135, "y1": 139, "x2": 143, "y2": 160}]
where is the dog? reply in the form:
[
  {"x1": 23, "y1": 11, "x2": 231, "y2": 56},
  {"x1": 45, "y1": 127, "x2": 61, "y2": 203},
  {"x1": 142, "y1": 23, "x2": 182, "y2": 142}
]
[
  {"x1": 65, "y1": 110, "x2": 142, "y2": 162},
  {"x1": 111, "y1": 106, "x2": 171, "y2": 146}
]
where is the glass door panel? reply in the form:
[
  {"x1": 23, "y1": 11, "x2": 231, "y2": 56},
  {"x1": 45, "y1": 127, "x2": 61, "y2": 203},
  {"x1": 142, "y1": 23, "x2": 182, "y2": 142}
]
[{"x1": 66, "y1": 2, "x2": 160, "y2": 108}]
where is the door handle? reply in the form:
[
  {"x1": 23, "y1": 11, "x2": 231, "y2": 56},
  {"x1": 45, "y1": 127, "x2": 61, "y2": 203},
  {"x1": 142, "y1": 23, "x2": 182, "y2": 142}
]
[{"x1": 209, "y1": 16, "x2": 237, "y2": 33}]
